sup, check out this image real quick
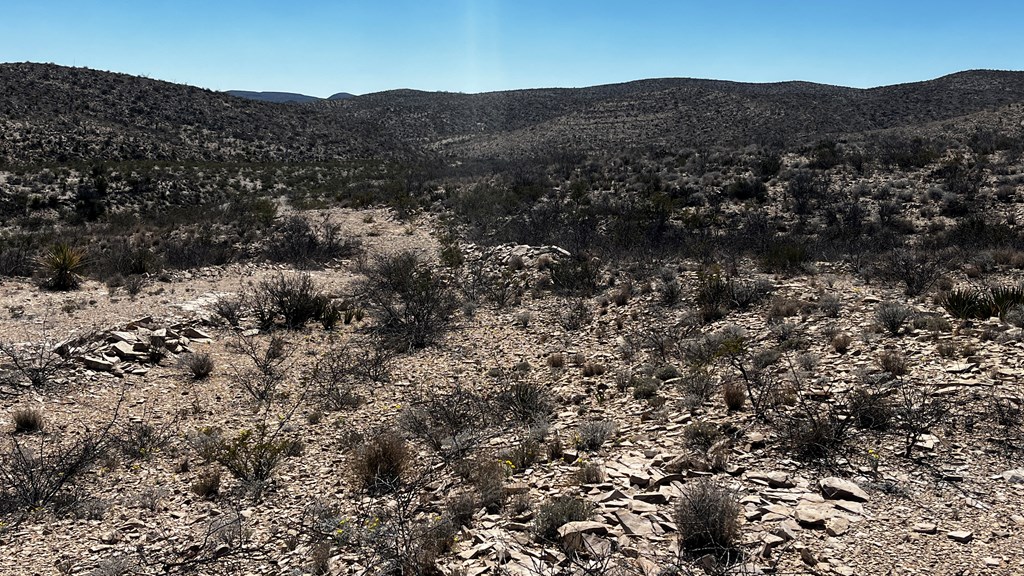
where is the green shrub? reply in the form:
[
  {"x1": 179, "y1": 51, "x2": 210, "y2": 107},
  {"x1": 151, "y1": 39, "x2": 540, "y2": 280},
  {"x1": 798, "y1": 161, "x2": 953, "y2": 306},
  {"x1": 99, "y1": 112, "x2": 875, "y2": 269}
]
[
  {"x1": 251, "y1": 273, "x2": 330, "y2": 330},
  {"x1": 534, "y1": 496, "x2": 593, "y2": 541},
  {"x1": 358, "y1": 251, "x2": 459, "y2": 349},
  {"x1": 938, "y1": 288, "x2": 992, "y2": 320},
  {"x1": 39, "y1": 243, "x2": 87, "y2": 290},
  {"x1": 875, "y1": 301, "x2": 913, "y2": 336},
  {"x1": 212, "y1": 424, "x2": 293, "y2": 487}
]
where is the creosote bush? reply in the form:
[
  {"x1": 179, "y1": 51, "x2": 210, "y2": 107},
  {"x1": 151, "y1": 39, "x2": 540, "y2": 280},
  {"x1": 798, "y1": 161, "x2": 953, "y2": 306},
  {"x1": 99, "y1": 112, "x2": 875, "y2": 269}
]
[
  {"x1": 358, "y1": 251, "x2": 459, "y2": 349},
  {"x1": 250, "y1": 273, "x2": 331, "y2": 330}
]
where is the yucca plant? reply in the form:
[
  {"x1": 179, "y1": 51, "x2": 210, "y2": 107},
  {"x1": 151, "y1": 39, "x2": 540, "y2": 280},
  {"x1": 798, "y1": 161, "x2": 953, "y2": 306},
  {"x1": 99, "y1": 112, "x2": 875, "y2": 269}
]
[
  {"x1": 938, "y1": 287, "x2": 992, "y2": 320},
  {"x1": 39, "y1": 243, "x2": 87, "y2": 290},
  {"x1": 989, "y1": 285, "x2": 1024, "y2": 320}
]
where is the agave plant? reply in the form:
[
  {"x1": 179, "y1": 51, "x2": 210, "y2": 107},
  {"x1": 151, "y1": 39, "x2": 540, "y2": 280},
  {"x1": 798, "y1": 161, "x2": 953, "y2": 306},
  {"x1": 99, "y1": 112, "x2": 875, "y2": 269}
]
[
  {"x1": 989, "y1": 284, "x2": 1024, "y2": 320},
  {"x1": 938, "y1": 287, "x2": 992, "y2": 320},
  {"x1": 39, "y1": 243, "x2": 87, "y2": 290}
]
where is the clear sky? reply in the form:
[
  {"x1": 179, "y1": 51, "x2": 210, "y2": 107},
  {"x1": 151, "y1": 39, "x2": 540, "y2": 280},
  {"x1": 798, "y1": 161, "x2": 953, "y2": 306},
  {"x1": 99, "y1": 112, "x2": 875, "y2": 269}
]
[{"x1": 2, "y1": 1, "x2": 1022, "y2": 96}]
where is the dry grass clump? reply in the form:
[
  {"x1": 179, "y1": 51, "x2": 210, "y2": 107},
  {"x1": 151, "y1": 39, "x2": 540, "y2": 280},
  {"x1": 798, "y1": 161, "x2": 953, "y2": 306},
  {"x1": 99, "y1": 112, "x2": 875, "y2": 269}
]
[
  {"x1": 722, "y1": 380, "x2": 746, "y2": 411},
  {"x1": 546, "y1": 352, "x2": 565, "y2": 368},
  {"x1": 180, "y1": 352, "x2": 215, "y2": 379},
  {"x1": 354, "y1": 433, "x2": 409, "y2": 493},
  {"x1": 675, "y1": 479, "x2": 741, "y2": 556},
  {"x1": 12, "y1": 408, "x2": 44, "y2": 433},
  {"x1": 576, "y1": 420, "x2": 617, "y2": 451}
]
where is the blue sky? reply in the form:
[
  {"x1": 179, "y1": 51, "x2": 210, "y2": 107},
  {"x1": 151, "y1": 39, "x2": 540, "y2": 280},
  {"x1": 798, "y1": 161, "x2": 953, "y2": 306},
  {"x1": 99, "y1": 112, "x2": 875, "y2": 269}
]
[{"x1": 2, "y1": 1, "x2": 1022, "y2": 96}]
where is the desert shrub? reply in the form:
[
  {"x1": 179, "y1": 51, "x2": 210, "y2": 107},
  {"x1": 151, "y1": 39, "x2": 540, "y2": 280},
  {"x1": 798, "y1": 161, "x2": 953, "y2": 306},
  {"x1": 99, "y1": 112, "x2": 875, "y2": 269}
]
[
  {"x1": 990, "y1": 285, "x2": 1024, "y2": 319},
  {"x1": 576, "y1": 420, "x2": 617, "y2": 451},
  {"x1": 831, "y1": 333, "x2": 852, "y2": 353},
  {"x1": 118, "y1": 420, "x2": 175, "y2": 461},
  {"x1": 401, "y1": 386, "x2": 492, "y2": 457},
  {"x1": 818, "y1": 293, "x2": 841, "y2": 317},
  {"x1": 180, "y1": 352, "x2": 215, "y2": 380},
  {"x1": 683, "y1": 421, "x2": 724, "y2": 453},
  {"x1": 0, "y1": 426, "x2": 113, "y2": 520},
  {"x1": 354, "y1": 433, "x2": 409, "y2": 493},
  {"x1": 876, "y1": 248, "x2": 943, "y2": 296},
  {"x1": 633, "y1": 379, "x2": 660, "y2": 400},
  {"x1": 500, "y1": 437, "x2": 542, "y2": 473},
  {"x1": 309, "y1": 349, "x2": 365, "y2": 411},
  {"x1": 250, "y1": 273, "x2": 330, "y2": 330},
  {"x1": 760, "y1": 237, "x2": 810, "y2": 274},
  {"x1": 674, "y1": 479, "x2": 740, "y2": 557},
  {"x1": 39, "y1": 243, "x2": 87, "y2": 290},
  {"x1": 534, "y1": 496, "x2": 593, "y2": 541},
  {"x1": 358, "y1": 251, "x2": 459, "y2": 349},
  {"x1": 546, "y1": 353, "x2": 565, "y2": 368},
  {"x1": 549, "y1": 255, "x2": 599, "y2": 295},
  {"x1": 213, "y1": 295, "x2": 245, "y2": 327},
  {"x1": 661, "y1": 278, "x2": 682, "y2": 306},
  {"x1": 576, "y1": 462, "x2": 605, "y2": 484},
  {"x1": 678, "y1": 368, "x2": 718, "y2": 407},
  {"x1": 191, "y1": 468, "x2": 221, "y2": 500},
  {"x1": 581, "y1": 361, "x2": 606, "y2": 377},
  {"x1": 724, "y1": 177, "x2": 767, "y2": 201},
  {"x1": 695, "y1": 268, "x2": 732, "y2": 322},
  {"x1": 875, "y1": 301, "x2": 913, "y2": 336},
  {"x1": 469, "y1": 459, "x2": 508, "y2": 513},
  {"x1": 781, "y1": 403, "x2": 851, "y2": 461},
  {"x1": 11, "y1": 408, "x2": 44, "y2": 434},
  {"x1": 559, "y1": 298, "x2": 592, "y2": 331},
  {"x1": 230, "y1": 334, "x2": 290, "y2": 402},
  {"x1": 266, "y1": 215, "x2": 360, "y2": 268},
  {"x1": 848, "y1": 388, "x2": 892, "y2": 430},
  {"x1": 499, "y1": 380, "x2": 552, "y2": 424},
  {"x1": 731, "y1": 278, "x2": 773, "y2": 309},
  {"x1": 211, "y1": 424, "x2": 294, "y2": 488},
  {"x1": 938, "y1": 287, "x2": 992, "y2": 320}
]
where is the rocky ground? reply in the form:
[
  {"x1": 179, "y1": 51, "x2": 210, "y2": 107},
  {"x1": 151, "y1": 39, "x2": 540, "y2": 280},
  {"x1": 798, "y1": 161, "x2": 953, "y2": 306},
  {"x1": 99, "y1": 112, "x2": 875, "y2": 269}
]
[{"x1": 1, "y1": 207, "x2": 1023, "y2": 576}]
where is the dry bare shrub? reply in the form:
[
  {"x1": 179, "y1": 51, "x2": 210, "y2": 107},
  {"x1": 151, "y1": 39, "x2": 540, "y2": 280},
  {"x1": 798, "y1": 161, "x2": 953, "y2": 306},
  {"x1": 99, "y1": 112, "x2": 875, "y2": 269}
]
[{"x1": 546, "y1": 352, "x2": 565, "y2": 368}]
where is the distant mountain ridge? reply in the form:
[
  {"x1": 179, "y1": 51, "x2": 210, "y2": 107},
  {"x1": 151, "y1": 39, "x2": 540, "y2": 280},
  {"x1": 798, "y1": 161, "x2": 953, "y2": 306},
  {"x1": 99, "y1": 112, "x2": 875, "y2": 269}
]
[
  {"x1": 226, "y1": 90, "x2": 356, "y2": 104},
  {"x1": 1, "y1": 63, "x2": 1023, "y2": 165}
]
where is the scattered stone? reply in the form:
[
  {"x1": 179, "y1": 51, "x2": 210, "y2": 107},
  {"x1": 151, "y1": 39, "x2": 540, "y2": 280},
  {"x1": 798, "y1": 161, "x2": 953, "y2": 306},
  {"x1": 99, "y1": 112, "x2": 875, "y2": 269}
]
[
  {"x1": 826, "y1": 517, "x2": 850, "y2": 536},
  {"x1": 983, "y1": 557, "x2": 1001, "y2": 567},
  {"x1": 820, "y1": 477, "x2": 868, "y2": 502},
  {"x1": 913, "y1": 523, "x2": 937, "y2": 534},
  {"x1": 794, "y1": 505, "x2": 830, "y2": 528},
  {"x1": 1001, "y1": 469, "x2": 1024, "y2": 484},
  {"x1": 946, "y1": 530, "x2": 973, "y2": 543}
]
